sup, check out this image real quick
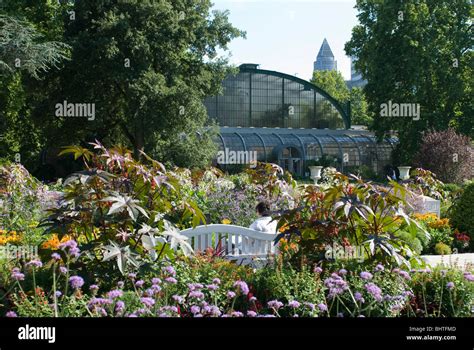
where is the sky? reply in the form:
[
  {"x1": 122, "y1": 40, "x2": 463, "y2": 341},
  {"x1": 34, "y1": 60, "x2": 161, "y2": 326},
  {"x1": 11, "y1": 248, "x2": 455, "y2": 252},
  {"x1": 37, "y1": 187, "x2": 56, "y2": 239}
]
[{"x1": 211, "y1": 0, "x2": 359, "y2": 81}]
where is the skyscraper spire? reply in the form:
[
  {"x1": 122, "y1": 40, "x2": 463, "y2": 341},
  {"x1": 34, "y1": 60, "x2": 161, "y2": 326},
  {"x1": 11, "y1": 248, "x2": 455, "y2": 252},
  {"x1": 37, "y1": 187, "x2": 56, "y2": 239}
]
[{"x1": 313, "y1": 38, "x2": 337, "y2": 72}]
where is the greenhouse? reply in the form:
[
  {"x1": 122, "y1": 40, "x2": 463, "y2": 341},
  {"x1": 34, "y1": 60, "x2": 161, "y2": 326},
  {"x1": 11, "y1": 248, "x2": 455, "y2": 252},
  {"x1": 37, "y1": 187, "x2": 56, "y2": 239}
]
[{"x1": 204, "y1": 64, "x2": 397, "y2": 176}]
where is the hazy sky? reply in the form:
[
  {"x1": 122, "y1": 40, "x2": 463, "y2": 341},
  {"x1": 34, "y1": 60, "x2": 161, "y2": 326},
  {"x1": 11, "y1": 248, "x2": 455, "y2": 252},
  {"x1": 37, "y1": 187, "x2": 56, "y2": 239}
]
[{"x1": 211, "y1": 0, "x2": 359, "y2": 80}]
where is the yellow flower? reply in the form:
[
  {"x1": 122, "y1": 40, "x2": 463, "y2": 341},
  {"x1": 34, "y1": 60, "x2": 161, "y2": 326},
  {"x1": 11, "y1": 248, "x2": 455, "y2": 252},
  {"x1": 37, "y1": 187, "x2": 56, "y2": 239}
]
[
  {"x1": 221, "y1": 219, "x2": 231, "y2": 225},
  {"x1": 0, "y1": 230, "x2": 22, "y2": 245}
]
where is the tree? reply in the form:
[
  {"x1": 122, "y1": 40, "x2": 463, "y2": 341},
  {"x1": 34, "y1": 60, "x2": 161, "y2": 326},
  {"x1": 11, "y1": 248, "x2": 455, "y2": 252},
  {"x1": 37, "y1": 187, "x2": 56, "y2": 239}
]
[
  {"x1": 311, "y1": 70, "x2": 350, "y2": 103},
  {"x1": 345, "y1": 0, "x2": 473, "y2": 164},
  {"x1": 31, "y1": 0, "x2": 244, "y2": 169},
  {"x1": 349, "y1": 87, "x2": 372, "y2": 127},
  {"x1": 0, "y1": 13, "x2": 70, "y2": 165}
]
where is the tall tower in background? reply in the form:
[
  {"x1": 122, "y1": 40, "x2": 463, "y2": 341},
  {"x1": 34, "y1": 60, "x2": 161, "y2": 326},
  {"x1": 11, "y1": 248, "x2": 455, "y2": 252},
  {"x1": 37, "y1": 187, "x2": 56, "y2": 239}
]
[{"x1": 313, "y1": 38, "x2": 337, "y2": 72}]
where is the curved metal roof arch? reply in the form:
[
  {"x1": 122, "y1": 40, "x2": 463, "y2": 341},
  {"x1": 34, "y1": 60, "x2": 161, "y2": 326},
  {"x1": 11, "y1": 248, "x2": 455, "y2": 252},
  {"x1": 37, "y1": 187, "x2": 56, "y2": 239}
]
[{"x1": 238, "y1": 64, "x2": 351, "y2": 129}]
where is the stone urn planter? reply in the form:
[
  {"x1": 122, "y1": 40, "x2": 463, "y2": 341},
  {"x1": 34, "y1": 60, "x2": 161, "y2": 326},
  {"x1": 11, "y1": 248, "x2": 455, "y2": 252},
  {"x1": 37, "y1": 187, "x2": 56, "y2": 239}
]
[
  {"x1": 397, "y1": 166, "x2": 411, "y2": 180},
  {"x1": 309, "y1": 166, "x2": 323, "y2": 184}
]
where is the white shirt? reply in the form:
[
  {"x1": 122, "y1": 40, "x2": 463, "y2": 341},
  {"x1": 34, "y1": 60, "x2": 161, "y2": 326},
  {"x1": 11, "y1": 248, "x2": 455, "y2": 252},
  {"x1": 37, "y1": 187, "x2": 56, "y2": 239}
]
[{"x1": 249, "y1": 216, "x2": 277, "y2": 234}]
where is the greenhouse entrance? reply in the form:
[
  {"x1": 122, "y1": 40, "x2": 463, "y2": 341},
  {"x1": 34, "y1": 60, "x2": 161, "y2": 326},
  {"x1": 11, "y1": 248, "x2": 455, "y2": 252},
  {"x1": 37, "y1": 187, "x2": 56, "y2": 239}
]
[{"x1": 279, "y1": 146, "x2": 303, "y2": 175}]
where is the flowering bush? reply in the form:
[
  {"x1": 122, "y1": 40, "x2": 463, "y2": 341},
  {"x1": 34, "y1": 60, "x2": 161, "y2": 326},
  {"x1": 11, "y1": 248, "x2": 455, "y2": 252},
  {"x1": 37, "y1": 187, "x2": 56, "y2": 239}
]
[
  {"x1": 0, "y1": 163, "x2": 54, "y2": 246},
  {"x1": 3, "y1": 250, "x2": 473, "y2": 318}
]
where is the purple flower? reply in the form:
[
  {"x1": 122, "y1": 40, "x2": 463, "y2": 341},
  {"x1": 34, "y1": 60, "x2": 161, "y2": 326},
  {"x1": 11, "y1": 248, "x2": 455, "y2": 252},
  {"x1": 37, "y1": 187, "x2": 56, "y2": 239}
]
[
  {"x1": 247, "y1": 310, "x2": 257, "y2": 317},
  {"x1": 172, "y1": 295, "x2": 184, "y2": 304},
  {"x1": 365, "y1": 283, "x2": 382, "y2": 302},
  {"x1": 231, "y1": 311, "x2": 244, "y2": 317},
  {"x1": 135, "y1": 280, "x2": 145, "y2": 288},
  {"x1": 151, "y1": 284, "x2": 162, "y2": 293},
  {"x1": 446, "y1": 282, "x2": 455, "y2": 290},
  {"x1": 152, "y1": 278, "x2": 161, "y2": 285},
  {"x1": 304, "y1": 302, "x2": 315, "y2": 311},
  {"x1": 189, "y1": 291, "x2": 204, "y2": 299},
  {"x1": 398, "y1": 270, "x2": 411, "y2": 281},
  {"x1": 11, "y1": 268, "x2": 25, "y2": 281},
  {"x1": 165, "y1": 277, "x2": 177, "y2": 284},
  {"x1": 59, "y1": 239, "x2": 78, "y2": 250},
  {"x1": 226, "y1": 291, "x2": 236, "y2": 299},
  {"x1": 117, "y1": 281, "x2": 124, "y2": 289},
  {"x1": 314, "y1": 266, "x2": 323, "y2": 274},
  {"x1": 89, "y1": 284, "x2": 99, "y2": 292},
  {"x1": 59, "y1": 266, "x2": 68, "y2": 274},
  {"x1": 190, "y1": 305, "x2": 201, "y2": 314},
  {"x1": 88, "y1": 298, "x2": 113, "y2": 309},
  {"x1": 207, "y1": 284, "x2": 219, "y2": 291},
  {"x1": 6, "y1": 311, "x2": 17, "y2": 317},
  {"x1": 59, "y1": 240, "x2": 80, "y2": 258},
  {"x1": 115, "y1": 301, "x2": 125, "y2": 313},
  {"x1": 69, "y1": 276, "x2": 84, "y2": 289},
  {"x1": 354, "y1": 292, "x2": 365, "y2": 303},
  {"x1": 267, "y1": 300, "x2": 283, "y2": 310},
  {"x1": 360, "y1": 272, "x2": 373, "y2": 280},
  {"x1": 288, "y1": 300, "x2": 301, "y2": 308},
  {"x1": 338, "y1": 269, "x2": 347, "y2": 276},
  {"x1": 249, "y1": 296, "x2": 257, "y2": 302},
  {"x1": 51, "y1": 253, "x2": 61, "y2": 261},
  {"x1": 464, "y1": 273, "x2": 474, "y2": 282},
  {"x1": 140, "y1": 297, "x2": 155, "y2": 308},
  {"x1": 128, "y1": 273, "x2": 137, "y2": 280},
  {"x1": 187, "y1": 283, "x2": 204, "y2": 291},
  {"x1": 55, "y1": 291, "x2": 62, "y2": 298},
  {"x1": 318, "y1": 303, "x2": 328, "y2": 312},
  {"x1": 375, "y1": 264, "x2": 384, "y2": 272},
  {"x1": 212, "y1": 278, "x2": 221, "y2": 285},
  {"x1": 233, "y1": 280, "x2": 249, "y2": 295},
  {"x1": 324, "y1": 274, "x2": 349, "y2": 299},
  {"x1": 163, "y1": 265, "x2": 176, "y2": 276},
  {"x1": 27, "y1": 260, "x2": 43, "y2": 268},
  {"x1": 107, "y1": 289, "x2": 123, "y2": 299}
]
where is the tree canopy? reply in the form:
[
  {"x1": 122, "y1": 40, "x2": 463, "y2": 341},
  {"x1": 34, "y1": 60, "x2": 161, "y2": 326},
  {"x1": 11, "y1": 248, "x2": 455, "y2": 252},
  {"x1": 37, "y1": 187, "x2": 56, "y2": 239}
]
[{"x1": 345, "y1": 0, "x2": 473, "y2": 164}]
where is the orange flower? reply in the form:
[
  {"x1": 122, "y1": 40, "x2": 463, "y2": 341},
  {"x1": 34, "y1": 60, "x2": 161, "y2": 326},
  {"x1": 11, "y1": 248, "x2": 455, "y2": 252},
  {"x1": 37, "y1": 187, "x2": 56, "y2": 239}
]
[{"x1": 41, "y1": 234, "x2": 71, "y2": 250}]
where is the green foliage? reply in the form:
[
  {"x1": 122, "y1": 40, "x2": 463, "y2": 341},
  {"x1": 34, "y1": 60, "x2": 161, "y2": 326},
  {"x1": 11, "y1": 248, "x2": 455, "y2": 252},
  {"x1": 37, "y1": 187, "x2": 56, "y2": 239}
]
[
  {"x1": 434, "y1": 242, "x2": 452, "y2": 255},
  {"x1": 409, "y1": 267, "x2": 473, "y2": 317},
  {"x1": 0, "y1": 162, "x2": 48, "y2": 245},
  {"x1": 249, "y1": 265, "x2": 324, "y2": 315},
  {"x1": 40, "y1": 143, "x2": 204, "y2": 276},
  {"x1": 345, "y1": 0, "x2": 473, "y2": 163},
  {"x1": 349, "y1": 87, "x2": 372, "y2": 127},
  {"x1": 449, "y1": 182, "x2": 474, "y2": 239},
  {"x1": 311, "y1": 70, "x2": 350, "y2": 103},
  {"x1": 0, "y1": 15, "x2": 70, "y2": 78},
  {"x1": 277, "y1": 171, "x2": 427, "y2": 268}
]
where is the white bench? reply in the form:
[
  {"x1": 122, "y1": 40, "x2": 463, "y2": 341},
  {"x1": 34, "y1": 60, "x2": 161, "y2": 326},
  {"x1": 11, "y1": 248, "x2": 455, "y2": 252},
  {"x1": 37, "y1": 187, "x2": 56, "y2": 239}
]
[{"x1": 180, "y1": 224, "x2": 278, "y2": 265}]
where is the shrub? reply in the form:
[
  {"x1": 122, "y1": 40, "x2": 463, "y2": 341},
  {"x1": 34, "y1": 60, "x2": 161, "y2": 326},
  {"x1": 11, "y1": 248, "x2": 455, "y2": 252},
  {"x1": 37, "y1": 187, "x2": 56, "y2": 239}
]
[
  {"x1": 39, "y1": 143, "x2": 205, "y2": 277},
  {"x1": 434, "y1": 242, "x2": 452, "y2": 255},
  {"x1": 449, "y1": 182, "x2": 474, "y2": 241},
  {"x1": 414, "y1": 128, "x2": 473, "y2": 184}
]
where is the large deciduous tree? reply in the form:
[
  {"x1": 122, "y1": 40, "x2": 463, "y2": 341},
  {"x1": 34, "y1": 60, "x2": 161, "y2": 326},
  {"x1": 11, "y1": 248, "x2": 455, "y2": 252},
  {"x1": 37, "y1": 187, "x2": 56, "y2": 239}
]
[
  {"x1": 345, "y1": 0, "x2": 473, "y2": 164},
  {"x1": 37, "y1": 0, "x2": 244, "y2": 168}
]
